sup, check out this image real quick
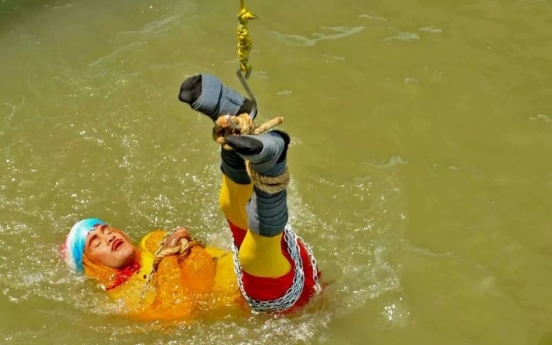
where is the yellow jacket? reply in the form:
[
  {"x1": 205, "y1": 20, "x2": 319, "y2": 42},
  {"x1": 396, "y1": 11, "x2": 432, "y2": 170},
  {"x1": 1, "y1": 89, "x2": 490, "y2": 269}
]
[{"x1": 106, "y1": 230, "x2": 244, "y2": 321}]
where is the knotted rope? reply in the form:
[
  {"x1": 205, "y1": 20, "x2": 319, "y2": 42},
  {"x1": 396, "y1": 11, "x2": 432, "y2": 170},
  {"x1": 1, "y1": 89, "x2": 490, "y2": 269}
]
[
  {"x1": 151, "y1": 238, "x2": 197, "y2": 270},
  {"x1": 247, "y1": 163, "x2": 290, "y2": 194},
  {"x1": 235, "y1": 0, "x2": 259, "y2": 120},
  {"x1": 212, "y1": 114, "x2": 283, "y2": 150},
  {"x1": 237, "y1": 0, "x2": 257, "y2": 77},
  {"x1": 141, "y1": 231, "x2": 199, "y2": 300},
  {"x1": 213, "y1": 114, "x2": 289, "y2": 194}
]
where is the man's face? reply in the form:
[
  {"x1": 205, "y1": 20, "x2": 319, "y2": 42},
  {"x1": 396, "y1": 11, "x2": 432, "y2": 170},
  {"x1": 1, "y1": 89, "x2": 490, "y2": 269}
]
[{"x1": 83, "y1": 224, "x2": 136, "y2": 269}]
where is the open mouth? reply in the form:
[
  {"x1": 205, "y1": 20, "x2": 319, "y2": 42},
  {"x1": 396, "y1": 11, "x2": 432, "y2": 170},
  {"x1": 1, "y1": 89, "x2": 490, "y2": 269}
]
[{"x1": 112, "y1": 239, "x2": 124, "y2": 251}]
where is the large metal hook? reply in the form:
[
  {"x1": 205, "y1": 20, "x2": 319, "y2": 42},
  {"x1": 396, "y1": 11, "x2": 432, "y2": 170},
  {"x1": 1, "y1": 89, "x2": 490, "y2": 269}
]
[{"x1": 236, "y1": 68, "x2": 258, "y2": 120}]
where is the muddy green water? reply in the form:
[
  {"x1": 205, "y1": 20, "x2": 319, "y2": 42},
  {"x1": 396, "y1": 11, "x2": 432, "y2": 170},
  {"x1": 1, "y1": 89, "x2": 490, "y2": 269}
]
[{"x1": 0, "y1": 0, "x2": 551, "y2": 344}]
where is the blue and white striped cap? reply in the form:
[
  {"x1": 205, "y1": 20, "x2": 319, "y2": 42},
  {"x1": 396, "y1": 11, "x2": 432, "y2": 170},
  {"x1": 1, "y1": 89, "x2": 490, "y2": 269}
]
[{"x1": 62, "y1": 218, "x2": 106, "y2": 272}]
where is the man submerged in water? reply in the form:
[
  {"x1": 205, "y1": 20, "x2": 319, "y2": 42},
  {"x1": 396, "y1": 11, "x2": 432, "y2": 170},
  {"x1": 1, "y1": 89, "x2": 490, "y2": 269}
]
[{"x1": 62, "y1": 74, "x2": 321, "y2": 321}]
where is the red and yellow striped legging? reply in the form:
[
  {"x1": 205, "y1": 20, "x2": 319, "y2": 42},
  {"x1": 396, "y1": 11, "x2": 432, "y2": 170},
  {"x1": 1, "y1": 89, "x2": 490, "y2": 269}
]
[{"x1": 219, "y1": 174, "x2": 319, "y2": 304}]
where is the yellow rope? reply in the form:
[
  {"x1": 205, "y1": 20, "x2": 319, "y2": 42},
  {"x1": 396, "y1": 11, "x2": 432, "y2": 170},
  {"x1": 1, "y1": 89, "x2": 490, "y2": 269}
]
[{"x1": 237, "y1": 1, "x2": 257, "y2": 76}]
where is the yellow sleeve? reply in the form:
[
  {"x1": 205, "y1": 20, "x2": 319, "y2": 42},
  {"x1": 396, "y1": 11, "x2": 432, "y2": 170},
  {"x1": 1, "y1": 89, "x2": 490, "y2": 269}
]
[
  {"x1": 138, "y1": 230, "x2": 166, "y2": 253},
  {"x1": 132, "y1": 231, "x2": 197, "y2": 321}
]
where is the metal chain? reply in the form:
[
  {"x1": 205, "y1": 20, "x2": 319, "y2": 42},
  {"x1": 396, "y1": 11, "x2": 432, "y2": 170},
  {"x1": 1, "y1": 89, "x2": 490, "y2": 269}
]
[{"x1": 232, "y1": 224, "x2": 320, "y2": 313}]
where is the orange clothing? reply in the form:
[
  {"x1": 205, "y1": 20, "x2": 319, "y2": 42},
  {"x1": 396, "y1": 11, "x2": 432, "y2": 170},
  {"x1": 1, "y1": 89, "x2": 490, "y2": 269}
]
[
  {"x1": 105, "y1": 231, "x2": 243, "y2": 321},
  {"x1": 86, "y1": 175, "x2": 319, "y2": 320}
]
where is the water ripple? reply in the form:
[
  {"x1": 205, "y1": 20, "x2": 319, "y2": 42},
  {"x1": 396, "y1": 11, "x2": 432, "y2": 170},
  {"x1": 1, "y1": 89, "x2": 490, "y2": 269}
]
[{"x1": 270, "y1": 26, "x2": 366, "y2": 47}]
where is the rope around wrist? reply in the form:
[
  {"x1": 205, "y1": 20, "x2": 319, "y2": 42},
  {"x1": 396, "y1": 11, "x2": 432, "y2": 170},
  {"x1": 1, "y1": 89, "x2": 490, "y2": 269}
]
[{"x1": 140, "y1": 230, "x2": 200, "y2": 301}]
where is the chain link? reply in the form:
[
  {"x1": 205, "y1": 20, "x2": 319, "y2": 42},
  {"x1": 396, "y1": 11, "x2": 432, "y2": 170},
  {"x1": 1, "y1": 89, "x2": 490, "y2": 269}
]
[{"x1": 232, "y1": 224, "x2": 320, "y2": 313}]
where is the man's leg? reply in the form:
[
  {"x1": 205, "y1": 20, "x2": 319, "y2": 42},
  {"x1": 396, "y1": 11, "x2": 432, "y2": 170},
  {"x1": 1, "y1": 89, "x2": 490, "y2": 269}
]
[
  {"x1": 178, "y1": 74, "x2": 256, "y2": 121},
  {"x1": 178, "y1": 74, "x2": 293, "y2": 284},
  {"x1": 225, "y1": 131, "x2": 293, "y2": 280},
  {"x1": 178, "y1": 74, "x2": 254, "y2": 240},
  {"x1": 218, "y1": 155, "x2": 253, "y2": 238}
]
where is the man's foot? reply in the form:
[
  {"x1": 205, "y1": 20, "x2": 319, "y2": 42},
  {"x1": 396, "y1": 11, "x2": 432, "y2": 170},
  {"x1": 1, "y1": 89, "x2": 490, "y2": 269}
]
[
  {"x1": 178, "y1": 74, "x2": 255, "y2": 121},
  {"x1": 224, "y1": 130, "x2": 290, "y2": 176},
  {"x1": 178, "y1": 75, "x2": 202, "y2": 105},
  {"x1": 225, "y1": 135, "x2": 263, "y2": 155}
]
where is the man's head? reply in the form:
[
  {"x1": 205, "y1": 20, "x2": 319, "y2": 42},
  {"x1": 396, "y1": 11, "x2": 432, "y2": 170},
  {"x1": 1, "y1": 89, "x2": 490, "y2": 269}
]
[{"x1": 63, "y1": 218, "x2": 136, "y2": 273}]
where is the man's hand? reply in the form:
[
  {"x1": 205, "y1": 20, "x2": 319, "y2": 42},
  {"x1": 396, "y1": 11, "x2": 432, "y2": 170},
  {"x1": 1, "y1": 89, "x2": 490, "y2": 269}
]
[{"x1": 162, "y1": 227, "x2": 192, "y2": 250}]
